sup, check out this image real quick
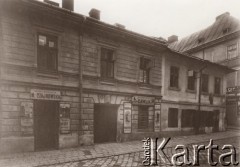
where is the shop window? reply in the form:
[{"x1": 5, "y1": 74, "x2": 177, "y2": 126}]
[
  {"x1": 214, "y1": 77, "x2": 221, "y2": 94},
  {"x1": 139, "y1": 57, "x2": 150, "y2": 84},
  {"x1": 227, "y1": 44, "x2": 238, "y2": 59},
  {"x1": 138, "y1": 106, "x2": 149, "y2": 129},
  {"x1": 200, "y1": 111, "x2": 213, "y2": 127},
  {"x1": 181, "y1": 109, "x2": 194, "y2": 127},
  {"x1": 201, "y1": 74, "x2": 209, "y2": 93},
  {"x1": 187, "y1": 70, "x2": 196, "y2": 91},
  {"x1": 168, "y1": 108, "x2": 178, "y2": 127},
  {"x1": 101, "y1": 48, "x2": 114, "y2": 79},
  {"x1": 170, "y1": 66, "x2": 179, "y2": 88},
  {"x1": 37, "y1": 34, "x2": 58, "y2": 72}
]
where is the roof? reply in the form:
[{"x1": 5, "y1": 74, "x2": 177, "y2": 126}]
[{"x1": 169, "y1": 12, "x2": 240, "y2": 52}]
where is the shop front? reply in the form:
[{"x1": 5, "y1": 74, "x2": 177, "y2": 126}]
[{"x1": 80, "y1": 92, "x2": 162, "y2": 145}]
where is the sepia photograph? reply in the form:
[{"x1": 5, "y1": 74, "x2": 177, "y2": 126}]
[{"x1": 0, "y1": 0, "x2": 239, "y2": 166}]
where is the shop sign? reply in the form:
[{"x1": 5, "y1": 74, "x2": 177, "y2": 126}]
[
  {"x1": 227, "y1": 86, "x2": 240, "y2": 94},
  {"x1": 31, "y1": 89, "x2": 61, "y2": 101},
  {"x1": 132, "y1": 96, "x2": 155, "y2": 105}
]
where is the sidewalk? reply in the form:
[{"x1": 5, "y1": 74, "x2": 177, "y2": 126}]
[{"x1": 0, "y1": 130, "x2": 239, "y2": 167}]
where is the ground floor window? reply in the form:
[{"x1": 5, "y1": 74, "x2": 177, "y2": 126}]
[
  {"x1": 138, "y1": 106, "x2": 149, "y2": 130},
  {"x1": 181, "y1": 109, "x2": 194, "y2": 127},
  {"x1": 168, "y1": 108, "x2": 178, "y2": 127}
]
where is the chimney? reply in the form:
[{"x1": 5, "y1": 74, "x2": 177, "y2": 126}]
[
  {"x1": 89, "y1": 8, "x2": 100, "y2": 20},
  {"x1": 62, "y1": 0, "x2": 74, "y2": 11},
  {"x1": 114, "y1": 23, "x2": 125, "y2": 29},
  {"x1": 216, "y1": 12, "x2": 230, "y2": 21},
  {"x1": 44, "y1": 0, "x2": 59, "y2": 7},
  {"x1": 168, "y1": 35, "x2": 178, "y2": 43}
]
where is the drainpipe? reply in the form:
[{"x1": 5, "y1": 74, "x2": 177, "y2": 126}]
[{"x1": 78, "y1": 16, "x2": 86, "y2": 145}]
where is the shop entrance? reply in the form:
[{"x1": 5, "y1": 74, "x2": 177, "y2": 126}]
[
  {"x1": 94, "y1": 104, "x2": 118, "y2": 143},
  {"x1": 34, "y1": 100, "x2": 59, "y2": 151}
]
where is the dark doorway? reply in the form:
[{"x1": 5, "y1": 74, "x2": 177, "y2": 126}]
[
  {"x1": 213, "y1": 110, "x2": 219, "y2": 132},
  {"x1": 94, "y1": 104, "x2": 118, "y2": 143},
  {"x1": 34, "y1": 100, "x2": 59, "y2": 151}
]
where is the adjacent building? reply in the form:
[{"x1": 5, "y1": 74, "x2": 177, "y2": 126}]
[
  {"x1": 169, "y1": 12, "x2": 240, "y2": 126},
  {"x1": 0, "y1": 0, "x2": 234, "y2": 153}
]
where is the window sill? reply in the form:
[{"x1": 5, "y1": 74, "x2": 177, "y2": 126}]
[
  {"x1": 213, "y1": 93, "x2": 222, "y2": 97},
  {"x1": 201, "y1": 92, "x2": 209, "y2": 95},
  {"x1": 186, "y1": 89, "x2": 196, "y2": 93},
  {"x1": 169, "y1": 87, "x2": 181, "y2": 91},
  {"x1": 99, "y1": 78, "x2": 116, "y2": 85},
  {"x1": 37, "y1": 70, "x2": 59, "y2": 79}
]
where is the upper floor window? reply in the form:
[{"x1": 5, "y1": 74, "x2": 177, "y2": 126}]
[
  {"x1": 201, "y1": 74, "x2": 209, "y2": 93},
  {"x1": 187, "y1": 70, "x2": 196, "y2": 91},
  {"x1": 101, "y1": 48, "x2": 114, "y2": 79},
  {"x1": 139, "y1": 57, "x2": 150, "y2": 84},
  {"x1": 37, "y1": 34, "x2": 58, "y2": 72},
  {"x1": 170, "y1": 66, "x2": 179, "y2": 88},
  {"x1": 214, "y1": 77, "x2": 221, "y2": 94},
  {"x1": 227, "y1": 44, "x2": 237, "y2": 59}
]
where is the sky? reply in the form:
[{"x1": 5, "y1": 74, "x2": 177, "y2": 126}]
[{"x1": 40, "y1": 0, "x2": 240, "y2": 40}]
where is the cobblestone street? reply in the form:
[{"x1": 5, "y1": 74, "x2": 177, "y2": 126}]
[{"x1": 0, "y1": 130, "x2": 239, "y2": 167}]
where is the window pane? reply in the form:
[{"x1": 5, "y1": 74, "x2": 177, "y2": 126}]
[
  {"x1": 170, "y1": 66, "x2": 179, "y2": 88},
  {"x1": 168, "y1": 108, "x2": 178, "y2": 127},
  {"x1": 214, "y1": 77, "x2": 221, "y2": 94},
  {"x1": 227, "y1": 44, "x2": 237, "y2": 59},
  {"x1": 201, "y1": 74, "x2": 209, "y2": 92},
  {"x1": 181, "y1": 110, "x2": 194, "y2": 127},
  {"x1": 39, "y1": 35, "x2": 47, "y2": 46},
  {"x1": 138, "y1": 106, "x2": 149, "y2": 129},
  {"x1": 108, "y1": 62, "x2": 114, "y2": 78},
  {"x1": 49, "y1": 41, "x2": 55, "y2": 48},
  {"x1": 101, "y1": 61, "x2": 107, "y2": 77}
]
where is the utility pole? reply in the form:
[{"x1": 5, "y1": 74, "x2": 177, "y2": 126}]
[{"x1": 195, "y1": 64, "x2": 207, "y2": 134}]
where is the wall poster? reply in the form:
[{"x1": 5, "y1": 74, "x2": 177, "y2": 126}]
[
  {"x1": 154, "y1": 104, "x2": 161, "y2": 132},
  {"x1": 20, "y1": 101, "x2": 33, "y2": 135},
  {"x1": 60, "y1": 103, "x2": 71, "y2": 134},
  {"x1": 123, "y1": 102, "x2": 132, "y2": 133}
]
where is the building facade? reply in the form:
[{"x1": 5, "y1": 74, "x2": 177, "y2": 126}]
[
  {"x1": 169, "y1": 12, "x2": 240, "y2": 126},
  {"x1": 0, "y1": 0, "x2": 83, "y2": 153},
  {"x1": 0, "y1": 0, "x2": 234, "y2": 153}
]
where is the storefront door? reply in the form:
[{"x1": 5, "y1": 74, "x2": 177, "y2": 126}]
[
  {"x1": 34, "y1": 100, "x2": 59, "y2": 151},
  {"x1": 94, "y1": 104, "x2": 118, "y2": 143}
]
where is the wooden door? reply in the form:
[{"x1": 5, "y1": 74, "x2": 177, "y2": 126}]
[
  {"x1": 94, "y1": 104, "x2": 118, "y2": 143},
  {"x1": 34, "y1": 100, "x2": 59, "y2": 151}
]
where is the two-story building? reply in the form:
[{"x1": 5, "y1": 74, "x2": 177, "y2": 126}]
[
  {"x1": 169, "y1": 12, "x2": 240, "y2": 126},
  {"x1": 0, "y1": 0, "x2": 234, "y2": 153},
  {"x1": 0, "y1": 0, "x2": 83, "y2": 153}
]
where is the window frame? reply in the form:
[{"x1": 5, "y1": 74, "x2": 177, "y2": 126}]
[
  {"x1": 170, "y1": 66, "x2": 179, "y2": 88},
  {"x1": 168, "y1": 108, "x2": 178, "y2": 128},
  {"x1": 138, "y1": 106, "x2": 149, "y2": 130},
  {"x1": 201, "y1": 74, "x2": 209, "y2": 93},
  {"x1": 214, "y1": 77, "x2": 221, "y2": 95},
  {"x1": 227, "y1": 44, "x2": 238, "y2": 60},
  {"x1": 37, "y1": 33, "x2": 58, "y2": 73},
  {"x1": 187, "y1": 70, "x2": 196, "y2": 91},
  {"x1": 139, "y1": 57, "x2": 151, "y2": 84},
  {"x1": 100, "y1": 48, "x2": 115, "y2": 79}
]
